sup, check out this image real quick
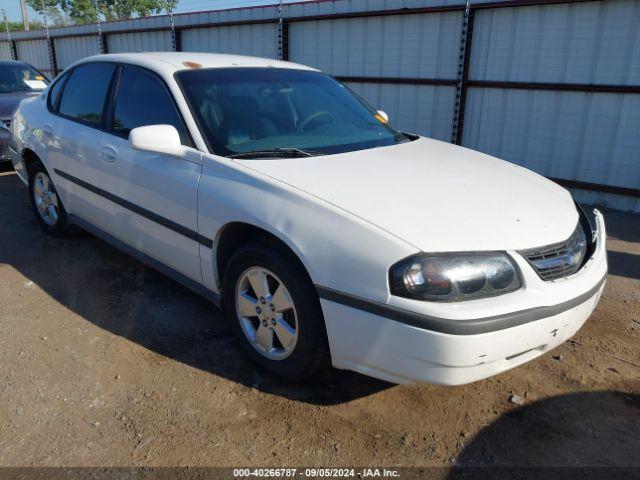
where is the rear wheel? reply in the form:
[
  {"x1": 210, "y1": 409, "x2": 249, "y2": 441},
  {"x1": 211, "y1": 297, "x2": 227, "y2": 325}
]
[
  {"x1": 28, "y1": 162, "x2": 72, "y2": 237},
  {"x1": 222, "y1": 239, "x2": 330, "y2": 381}
]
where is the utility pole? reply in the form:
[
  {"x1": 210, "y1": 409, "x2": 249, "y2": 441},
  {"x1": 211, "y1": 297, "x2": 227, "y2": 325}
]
[{"x1": 20, "y1": 0, "x2": 29, "y2": 31}]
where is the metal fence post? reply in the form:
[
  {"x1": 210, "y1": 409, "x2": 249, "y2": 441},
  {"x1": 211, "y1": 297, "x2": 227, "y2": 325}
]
[
  {"x1": 281, "y1": 20, "x2": 289, "y2": 61},
  {"x1": 170, "y1": 8, "x2": 181, "y2": 52},
  {"x1": 10, "y1": 40, "x2": 18, "y2": 61},
  {"x1": 2, "y1": 11, "x2": 15, "y2": 60},
  {"x1": 94, "y1": 0, "x2": 108, "y2": 55},
  {"x1": 174, "y1": 28, "x2": 182, "y2": 52},
  {"x1": 451, "y1": 1, "x2": 475, "y2": 145},
  {"x1": 100, "y1": 34, "x2": 109, "y2": 54},
  {"x1": 48, "y1": 37, "x2": 58, "y2": 76},
  {"x1": 277, "y1": 0, "x2": 286, "y2": 60},
  {"x1": 40, "y1": 0, "x2": 59, "y2": 76}
]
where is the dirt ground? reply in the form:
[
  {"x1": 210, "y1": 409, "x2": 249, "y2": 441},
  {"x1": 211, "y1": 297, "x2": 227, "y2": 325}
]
[{"x1": 0, "y1": 165, "x2": 638, "y2": 473}]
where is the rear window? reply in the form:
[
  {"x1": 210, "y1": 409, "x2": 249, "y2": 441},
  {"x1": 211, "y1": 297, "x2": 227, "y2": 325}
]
[{"x1": 58, "y1": 63, "x2": 116, "y2": 125}]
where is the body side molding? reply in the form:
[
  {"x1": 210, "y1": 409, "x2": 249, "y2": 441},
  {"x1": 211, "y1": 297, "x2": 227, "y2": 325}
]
[{"x1": 54, "y1": 168, "x2": 213, "y2": 248}]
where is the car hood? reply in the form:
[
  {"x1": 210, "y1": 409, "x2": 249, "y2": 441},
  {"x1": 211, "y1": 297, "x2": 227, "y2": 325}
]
[
  {"x1": 0, "y1": 91, "x2": 40, "y2": 119},
  {"x1": 235, "y1": 137, "x2": 579, "y2": 252}
]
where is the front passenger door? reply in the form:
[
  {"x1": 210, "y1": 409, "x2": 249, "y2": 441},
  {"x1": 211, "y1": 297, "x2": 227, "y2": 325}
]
[{"x1": 97, "y1": 65, "x2": 203, "y2": 282}]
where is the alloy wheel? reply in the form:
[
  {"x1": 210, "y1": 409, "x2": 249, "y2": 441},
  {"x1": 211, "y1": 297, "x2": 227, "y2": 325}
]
[
  {"x1": 33, "y1": 172, "x2": 59, "y2": 226},
  {"x1": 235, "y1": 267, "x2": 299, "y2": 360}
]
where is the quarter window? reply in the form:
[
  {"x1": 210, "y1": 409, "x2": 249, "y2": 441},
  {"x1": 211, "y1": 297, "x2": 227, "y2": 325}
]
[
  {"x1": 58, "y1": 63, "x2": 116, "y2": 125},
  {"x1": 112, "y1": 65, "x2": 188, "y2": 145},
  {"x1": 47, "y1": 72, "x2": 68, "y2": 111}
]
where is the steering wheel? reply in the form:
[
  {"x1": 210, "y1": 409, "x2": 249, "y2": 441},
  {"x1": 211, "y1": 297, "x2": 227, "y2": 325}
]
[{"x1": 297, "y1": 110, "x2": 335, "y2": 132}]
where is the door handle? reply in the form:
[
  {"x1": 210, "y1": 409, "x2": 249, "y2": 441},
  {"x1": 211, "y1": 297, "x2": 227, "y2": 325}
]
[{"x1": 100, "y1": 146, "x2": 117, "y2": 163}]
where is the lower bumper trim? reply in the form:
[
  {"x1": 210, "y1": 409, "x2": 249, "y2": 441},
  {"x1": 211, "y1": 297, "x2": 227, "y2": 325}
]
[{"x1": 316, "y1": 275, "x2": 606, "y2": 335}]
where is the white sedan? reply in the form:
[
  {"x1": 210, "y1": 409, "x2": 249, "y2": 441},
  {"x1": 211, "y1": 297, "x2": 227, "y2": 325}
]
[{"x1": 8, "y1": 52, "x2": 607, "y2": 385}]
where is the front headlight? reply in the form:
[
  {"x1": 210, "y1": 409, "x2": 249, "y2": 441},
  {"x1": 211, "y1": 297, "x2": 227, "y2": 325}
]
[{"x1": 389, "y1": 252, "x2": 522, "y2": 302}]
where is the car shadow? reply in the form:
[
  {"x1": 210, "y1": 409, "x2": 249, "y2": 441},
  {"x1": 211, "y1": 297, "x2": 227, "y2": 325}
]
[
  {"x1": 601, "y1": 208, "x2": 640, "y2": 244},
  {"x1": 598, "y1": 207, "x2": 640, "y2": 281},
  {"x1": 0, "y1": 171, "x2": 392, "y2": 405},
  {"x1": 448, "y1": 391, "x2": 640, "y2": 478},
  {"x1": 607, "y1": 250, "x2": 640, "y2": 281}
]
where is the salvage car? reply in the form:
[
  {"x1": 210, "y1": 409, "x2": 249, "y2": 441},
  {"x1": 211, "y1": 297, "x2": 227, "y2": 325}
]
[
  {"x1": 8, "y1": 53, "x2": 607, "y2": 385},
  {"x1": 0, "y1": 60, "x2": 48, "y2": 163}
]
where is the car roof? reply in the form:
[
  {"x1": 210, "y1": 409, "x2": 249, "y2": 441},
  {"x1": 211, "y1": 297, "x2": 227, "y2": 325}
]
[{"x1": 74, "y1": 52, "x2": 318, "y2": 75}]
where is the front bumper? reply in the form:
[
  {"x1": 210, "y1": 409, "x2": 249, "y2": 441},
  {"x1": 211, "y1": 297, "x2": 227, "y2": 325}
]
[{"x1": 320, "y1": 210, "x2": 607, "y2": 385}]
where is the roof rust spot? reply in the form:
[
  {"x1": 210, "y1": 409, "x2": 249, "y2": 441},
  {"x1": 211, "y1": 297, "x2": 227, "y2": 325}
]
[{"x1": 182, "y1": 61, "x2": 202, "y2": 69}]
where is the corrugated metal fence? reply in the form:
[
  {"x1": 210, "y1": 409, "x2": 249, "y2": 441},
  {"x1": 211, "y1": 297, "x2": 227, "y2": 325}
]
[{"x1": 1, "y1": 0, "x2": 639, "y2": 211}]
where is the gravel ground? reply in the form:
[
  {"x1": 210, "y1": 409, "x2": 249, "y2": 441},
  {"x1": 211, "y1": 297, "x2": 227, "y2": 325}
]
[{"x1": 0, "y1": 166, "x2": 638, "y2": 473}]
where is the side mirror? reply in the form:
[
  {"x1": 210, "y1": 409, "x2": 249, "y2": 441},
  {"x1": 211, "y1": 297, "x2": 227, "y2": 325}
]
[
  {"x1": 129, "y1": 124, "x2": 186, "y2": 157},
  {"x1": 376, "y1": 110, "x2": 389, "y2": 123}
]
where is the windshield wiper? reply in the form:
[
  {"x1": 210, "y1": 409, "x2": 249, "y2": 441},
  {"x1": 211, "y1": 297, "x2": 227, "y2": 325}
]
[{"x1": 229, "y1": 147, "x2": 320, "y2": 159}]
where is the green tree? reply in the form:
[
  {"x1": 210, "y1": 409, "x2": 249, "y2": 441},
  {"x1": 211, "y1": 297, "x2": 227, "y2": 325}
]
[
  {"x1": 26, "y1": 0, "x2": 178, "y2": 25},
  {"x1": 3, "y1": 20, "x2": 46, "y2": 32}
]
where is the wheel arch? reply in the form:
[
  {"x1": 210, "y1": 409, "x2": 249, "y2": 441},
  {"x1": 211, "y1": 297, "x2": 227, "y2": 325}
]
[
  {"x1": 214, "y1": 221, "x2": 315, "y2": 293},
  {"x1": 22, "y1": 147, "x2": 45, "y2": 179}
]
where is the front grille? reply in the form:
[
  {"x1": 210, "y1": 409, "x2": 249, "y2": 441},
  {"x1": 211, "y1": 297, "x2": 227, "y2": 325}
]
[{"x1": 520, "y1": 223, "x2": 588, "y2": 281}]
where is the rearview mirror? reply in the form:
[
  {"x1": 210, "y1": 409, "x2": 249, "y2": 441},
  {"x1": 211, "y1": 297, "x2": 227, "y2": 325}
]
[
  {"x1": 376, "y1": 110, "x2": 389, "y2": 123},
  {"x1": 129, "y1": 124, "x2": 186, "y2": 157}
]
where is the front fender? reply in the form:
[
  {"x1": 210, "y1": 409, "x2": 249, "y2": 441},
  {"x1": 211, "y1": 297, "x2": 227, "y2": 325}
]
[{"x1": 197, "y1": 156, "x2": 419, "y2": 303}]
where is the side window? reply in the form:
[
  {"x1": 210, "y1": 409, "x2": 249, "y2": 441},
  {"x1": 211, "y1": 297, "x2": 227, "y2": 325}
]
[
  {"x1": 113, "y1": 65, "x2": 189, "y2": 145},
  {"x1": 58, "y1": 63, "x2": 116, "y2": 125},
  {"x1": 47, "y1": 71, "x2": 68, "y2": 111}
]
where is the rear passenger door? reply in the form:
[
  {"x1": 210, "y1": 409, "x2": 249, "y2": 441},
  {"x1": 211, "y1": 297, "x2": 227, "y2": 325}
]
[
  {"x1": 47, "y1": 62, "x2": 119, "y2": 234},
  {"x1": 97, "y1": 64, "x2": 203, "y2": 282}
]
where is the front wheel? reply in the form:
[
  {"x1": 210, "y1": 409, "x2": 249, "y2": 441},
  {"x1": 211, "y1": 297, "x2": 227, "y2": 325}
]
[{"x1": 222, "y1": 239, "x2": 330, "y2": 381}]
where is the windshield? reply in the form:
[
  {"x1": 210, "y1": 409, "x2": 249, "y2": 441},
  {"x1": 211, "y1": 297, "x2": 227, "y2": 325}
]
[
  {"x1": 176, "y1": 68, "x2": 411, "y2": 158},
  {"x1": 0, "y1": 64, "x2": 49, "y2": 94}
]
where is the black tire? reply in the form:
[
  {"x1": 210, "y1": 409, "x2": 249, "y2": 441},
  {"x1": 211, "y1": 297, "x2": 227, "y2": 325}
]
[
  {"x1": 222, "y1": 238, "x2": 330, "y2": 381},
  {"x1": 28, "y1": 160, "x2": 72, "y2": 237}
]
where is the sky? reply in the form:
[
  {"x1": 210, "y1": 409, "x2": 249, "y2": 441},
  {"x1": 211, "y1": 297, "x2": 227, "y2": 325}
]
[
  {"x1": 2, "y1": 0, "x2": 42, "y2": 23},
  {"x1": 1, "y1": 0, "x2": 306, "y2": 24}
]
